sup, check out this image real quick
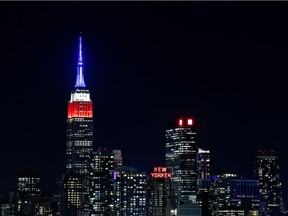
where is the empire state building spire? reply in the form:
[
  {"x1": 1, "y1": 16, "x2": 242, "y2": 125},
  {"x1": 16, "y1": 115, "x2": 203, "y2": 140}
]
[{"x1": 75, "y1": 34, "x2": 86, "y2": 88}]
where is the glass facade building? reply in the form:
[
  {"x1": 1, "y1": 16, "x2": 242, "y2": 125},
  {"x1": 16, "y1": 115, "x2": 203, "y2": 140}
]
[
  {"x1": 165, "y1": 118, "x2": 198, "y2": 204},
  {"x1": 115, "y1": 166, "x2": 147, "y2": 216},
  {"x1": 89, "y1": 148, "x2": 115, "y2": 215}
]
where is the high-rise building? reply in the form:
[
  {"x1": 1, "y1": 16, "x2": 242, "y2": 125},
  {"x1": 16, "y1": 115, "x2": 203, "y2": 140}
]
[
  {"x1": 115, "y1": 166, "x2": 147, "y2": 215},
  {"x1": 197, "y1": 148, "x2": 211, "y2": 179},
  {"x1": 63, "y1": 35, "x2": 93, "y2": 216},
  {"x1": 165, "y1": 117, "x2": 198, "y2": 204},
  {"x1": 60, "y1": 173, "x2": 84, "y2": 216},
  {"x1": 66, "y1": 35, "x2": 93, "y2": 176},
  {"x1": 255, "y1": 149, "x2": 282, "y2": 214},
  {"x1": 17, "y1": 173, "x2": 41, "y2": 215},
  {"x1": 89, "y1": 148, "x2": 115, "y2": 215},
  {"x1": 147, "y1": 166, "x2": 172, "y2": 216}
]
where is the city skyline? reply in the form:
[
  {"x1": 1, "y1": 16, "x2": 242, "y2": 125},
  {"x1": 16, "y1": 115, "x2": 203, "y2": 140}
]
[{"x1": 1, "y1": 2, "x2": 288, "y2": 208}]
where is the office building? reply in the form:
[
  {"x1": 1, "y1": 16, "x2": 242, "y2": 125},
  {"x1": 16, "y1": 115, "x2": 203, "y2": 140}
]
[
  {"x1": 89, "y1": 148, "x2": 115, "y2": 215},
  {"x1": 60, "y1": 173, "x2": 83, "y2": 216},
  {"x1": 255, "y1": 149, "x2": 283, "y2": 214},
  {"x1": 147, "y1": 166, "x2": 172, "y2": 216},
  {"x1": 115, "y1": 166, "x2": 147, "y2": 215},
  {"x1": 66, "y1": 35, "x2": 93, "y2": 176},
  {"x1": 166, "y1": 117, "x2": 198, "y2": 204},
  {"x1": 63, "y1": 35, "x2": 93, "y2": 215},
  {"x1": 197, "y1": 148, "x2": 211, "y2": 179},
  {"x1": 17, "y1": 173, "x2": 41, "y2": 215}
]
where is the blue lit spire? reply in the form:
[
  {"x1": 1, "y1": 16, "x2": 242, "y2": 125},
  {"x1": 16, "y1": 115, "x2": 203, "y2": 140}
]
[{"x1": 75, "y1": 33, "x2": 86, "y2": 88}]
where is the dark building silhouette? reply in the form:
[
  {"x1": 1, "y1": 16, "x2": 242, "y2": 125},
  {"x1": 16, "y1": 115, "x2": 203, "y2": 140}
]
[
  {"x1": 197, "y1": 148, "x2": 211, "y2": 179},
  {"x1": 147, "y1": 166, "x2": 172, "y2": 216},
  {"x1": 60, "y1": 173, "x2": 83, "y2": 216},
  {"x1": 255, "y1": 149, "x2": 283, "y2": 215}
]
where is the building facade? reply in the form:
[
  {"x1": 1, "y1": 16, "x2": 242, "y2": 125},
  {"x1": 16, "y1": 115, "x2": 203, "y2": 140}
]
[
  {"x1": 147, "y1": 166, "x2": 172, "y2": 216},
  {"x1": 60, "y1": 173, "x2": 84, "y2": 216},
  {"x1": 63, "y1": 35, "x2": 93, "y2": 216},
  {"x1": 89, "y1": 148, "x2": 115, "y2": 215},
  {"x1": 197, "y1": 148, "x2": 211, "y2": 179},
  {"x1": 165, "y1": 118, "x2": 198, "y2": 204},
  {"x1": 115, "y1": 166, "x2": 147, "y2": 216},
  {"x1": 255, "y1": 149, "x2": 282, "y2": 214}
]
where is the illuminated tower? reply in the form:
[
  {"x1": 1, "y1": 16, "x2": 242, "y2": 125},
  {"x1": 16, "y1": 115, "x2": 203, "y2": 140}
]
[
  {"x1": 165, "y1": 117, "x2": 198, "y2": 205},
  {"x1": 66, "y1": 35, "x2": 93, "y2": 175},
  {"x1": 63, "y1": 35, "x2": 93, "y2": 216}
]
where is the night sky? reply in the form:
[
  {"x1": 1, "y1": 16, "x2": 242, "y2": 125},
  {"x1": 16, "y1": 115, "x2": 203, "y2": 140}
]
[{"x1": 1, "y1": 2, "x2": 288, "y2": 205}]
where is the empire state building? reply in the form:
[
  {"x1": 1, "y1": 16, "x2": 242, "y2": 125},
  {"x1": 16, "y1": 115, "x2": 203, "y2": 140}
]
[
  {"x1": 61, "y1": 35, "x2": 93, "y2": 216},
  {"x1": 66, "y1": 35, "x2": 93, "y2": 176}
]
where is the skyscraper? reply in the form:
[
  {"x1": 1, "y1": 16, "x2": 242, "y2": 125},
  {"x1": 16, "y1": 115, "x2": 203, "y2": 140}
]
[
  {"x1": 62, "y1": 35, "x2": 93, "y2": 216},
  {"x1": 255, "y1": 149, "x2": 282, "y2": 214},
  {"x1": 165, "y1": 117, "x2": 198, "y2": 205},
  {"x1": 66, "y1": 35, "x2": 93, "y2": 176}
]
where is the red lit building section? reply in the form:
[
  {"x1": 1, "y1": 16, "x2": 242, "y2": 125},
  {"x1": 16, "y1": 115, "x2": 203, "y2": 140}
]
[
  {"x1": 68, "y1": 101, "x2": 93, "y2": 118},
  {"x1": 178, "y1": 118, "x2": 194, "y2": 127}
]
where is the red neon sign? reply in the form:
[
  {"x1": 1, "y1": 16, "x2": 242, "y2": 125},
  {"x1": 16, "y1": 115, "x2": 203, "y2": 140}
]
[
  {"x1": 151, "y1": 167, "x2": 171, "y2": 179},
  {"x1": 187, "y1": 119, "x2": 193, "y2": 125},
  {"x1": 68, "y1": 101, "x2": 93, "y2": 118},
  {"x1": 178, "y1": 118, "x2": 194, "y2": 126}
]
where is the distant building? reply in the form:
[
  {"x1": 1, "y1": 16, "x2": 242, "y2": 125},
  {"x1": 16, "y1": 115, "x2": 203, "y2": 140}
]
[
  {"x1": 166, "y1": 117, "x2": 198, "y2": 204},
  {"x1": 147, "y1": 166, "x2": 172, "y2": 216},
  {"x1": 196, "y1": 178, "x2": 210, "y2": 216},
  {"x1": 115, "y1": 166, "x2": 147, "y2": 215},
  {"x1": 89, "y1": 148, "x2": 115, "y2": 215},
  {"x1": 255, "y1": 150, "x2": 283, "y2": 214},
  {"x1": 217, "y1": 208, "x2": 245, "y2": 216},
  {"x1": 197, "y1": 148, "x2": 211, "y2": 179},
  {"x1": 17, "y1": 173, "x2": 41, "y2": 215},
  {"x1": 60, "y1": 173, "x2": 83, "y2": 216},
  {"x1": 229, "y1": 179, "x2": 260, "y2": 212},
  {"x1": 176, "y1": 203, "x2": 202, "y2": 216},
  {"x1": 113, "y1": 149, "x2": 123, "y2": 168}
]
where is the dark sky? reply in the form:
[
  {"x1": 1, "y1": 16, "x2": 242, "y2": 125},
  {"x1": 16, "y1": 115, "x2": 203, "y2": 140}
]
[{"x1": 1, "y1": 2, "x2": 288, "y2": 205}]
